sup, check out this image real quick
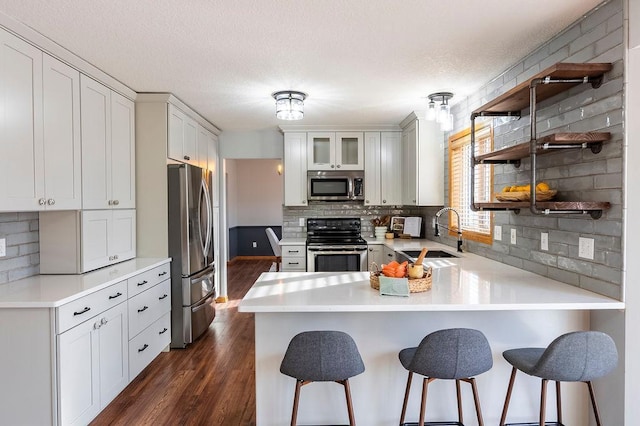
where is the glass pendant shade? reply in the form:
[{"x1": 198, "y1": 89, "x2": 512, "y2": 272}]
[
  {"x1": 426, "y1": 91, "x2": 454, "y2": 132},
  {"x1": 437, "y1": 103, "x2": 450, "y2": 124},
  {"x1": 272, "y1": 91, "x2": 307, "y2": 120},
  {"x1": 426, "y1": 100, "x2": 436, "y2": 121}
]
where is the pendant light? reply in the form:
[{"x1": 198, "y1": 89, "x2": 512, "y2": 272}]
[
  {"x1": 426, "y1": 92, "x2": 454, "y2": 131},
  {"x1": 272, "y1": 90, "x2": 307, "y2": 120}
]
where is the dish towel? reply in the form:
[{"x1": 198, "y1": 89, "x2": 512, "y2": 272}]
[{"x1": 379, "y1": 276, "x2": 409, "y2": 297}]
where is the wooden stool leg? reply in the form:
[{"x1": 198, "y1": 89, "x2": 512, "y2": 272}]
[
  {"x1": 556, "y1": 381, "x2": 562, "y2": 425},
  {"x1": 456, "y1": 379, "x2": 463, "y2": 424},
  {"x1": 587, "y1": 381, "x2": 603, "y2": 426},
  {"x1": 540, "y1": 379, "x2": 548, "y2": 426},
  {"x1": 500, "y1": 367, "x2": 518, "y2": 426},
  {"x1": 468, "y1": 378, "x2": 484, "y2": 426},
  {"x1": 342, "y1": 379, "x2": 356, "y2": 426},
  {"x1": 399, "y1": 372, "x2": 413, "y2": 425},
  {"x1": 291, "y1": 379, "x2": 303, "y2": 426},
  {"x1": 419, "y1": 378, "x2": 434, "y2": 426}
]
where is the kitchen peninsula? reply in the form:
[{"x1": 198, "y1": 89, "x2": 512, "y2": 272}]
[{"x1": 239, "y1": 241, "x2": 623, "y2": 425}]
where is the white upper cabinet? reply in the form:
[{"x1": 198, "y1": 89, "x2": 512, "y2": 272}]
[
  {"x1": 168, "y1": 104, "x2": 199, "y2": 166},
  {"x1": 43, "y1": 54, "x2": 82, "y2": 210},
  {"x1": 81, "y1": 75, "x2": 135, "y2": 209},
  {"x1": 364, "y1": 131, "x2": 402, "y2": 206},
  {"x1": 401, "y1": 113, "x2": 444, "y2": 206},
  {"x1": 284, "y1": 132, "x2": 308, "y2": 206},
  {"x1": 307, "y1": 132, "x2": 364, "y2": 170}
]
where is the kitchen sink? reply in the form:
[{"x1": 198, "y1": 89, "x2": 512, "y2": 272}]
[{"x1": 398, "y1": 249, "x2": 458, "y2": 259}]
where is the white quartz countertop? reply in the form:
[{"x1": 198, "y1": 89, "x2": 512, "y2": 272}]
[
  {"x1": 239, "y1": 242, "x2": 623, "y2": 313},
  {"x1": 0, "y1": 258, "x2": 171, "y2": 308},
  {"x1": 279, "y1": 237, "x2": 306, "y2": 245}
]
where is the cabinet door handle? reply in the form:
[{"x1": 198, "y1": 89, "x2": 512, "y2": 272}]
[
  {"x1": 138, "y1": 344, "x2": 149, "y2": 352},
  {"x1": 137, "y1": 280, "x2": 148, "y2": 287},
  {"x1": 73, "y1": 307, "x2": 91, "y2": 316},
  {"x1": 138, "y1": 306, "x2": 149, "y2": 313},
  {"x1": 158, "y1": 294, "x2": 168, "y2": 300},
  {"x1": 184, "y1": 155, "x2": 190, "y2": 160},
  {"x1": 159, "y1": 327, "x2": 168, "y2": 335},
  {"x1": 290, "y1": 262, "x2": 299, "y2": 265},
  {"x1": 108, "y1": 292, "x2": 123, "y2": 300},
  {"x1": 158, "y1": 271, "x2": 168, "y2": 277},
  {"x1": 289, "y1": 250, "x2": 299, "y2": 254}
]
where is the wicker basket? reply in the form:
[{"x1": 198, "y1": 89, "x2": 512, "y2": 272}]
[
  {"x1": 369, "y1": 263, "x2": 433, "y2": 293},
  {"x1": 495, "y1": 189, "x2": 557, "y2": 202}
]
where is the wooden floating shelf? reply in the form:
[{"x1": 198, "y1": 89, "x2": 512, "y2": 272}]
[
  {"x1": 475, "y1": 201, "x2": 611, "y2": 211},
  {"x1": 472, "y1": 63, "x2": 613, "y2": 115},
  {"x1": 475, "y1": 132, "x2": 611, "y2": 163}
]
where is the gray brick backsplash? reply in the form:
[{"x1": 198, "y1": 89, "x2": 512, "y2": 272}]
[
  {"x1": 531, "y1": 251, "x2": 557, "y2": 267},
  {"x1": 558, "y1": 256, "x2": 594, "y2": 275},
  {"x1": 548, "y1": 25, "x2": 582, "y2": 55},
  {"x1": 547, "y1": 267, "x2": 580, "y2": 286},
  {"x1": 569, "y1": 22, "x2": 606, "y2": 55},
  {"x1": 522, "y1": 259, "x2": 550, "y2": 276},
  {"x1": 579, "y1": 276, "x2": 620, "y2": 299},
  {"x1": 0, "y1": 212, "x2": 40, "y2": 284}
]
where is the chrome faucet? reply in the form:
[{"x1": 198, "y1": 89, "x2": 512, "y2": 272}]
[{"x1": 434, "y1": 207, "x2": 463, "y2": 252}]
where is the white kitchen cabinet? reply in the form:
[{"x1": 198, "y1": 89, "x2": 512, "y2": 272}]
[
  {"x1": 57, "y1": 300, "x2": 128, "y2": 426},
  {"x1": 39, "y1": 209, "x2": 136, "y2": 274},
  {"x1": 207, "y1": 132, "x2": 220, "y2": 207},
  {"x1": 284, "y1": 132, "x2": 308, "y2": 207},
  {"x1": 383, "y1": 245, "x2": 396, "y2": 264},
  {"x1": 401, "y1": 112, "x2": 444, "y2": 206},
  {"x1": 168, "y1": 104, "x2": 199, "y2": 166},
  {"x1": 307, "y1": 131, "x2": 364, "y2": 170},
  {"x1": 0, "y1": 37, "x2": 82, "y2": 212},
  {"x1": 81, "y1": 75, "x2": 135, "y2": 209},
  {"x1": 364, "y1": 131, "x2": 402, "y2": 206},
  {"x1": 367, "y1": 244, "x2": 383, "y2": 271},
  {"x1": 43, "y1": 54, "x2": 82, "y2": 210},
  {"x1": 281, "y1": 244, "x2": 306, "y2": 271}
]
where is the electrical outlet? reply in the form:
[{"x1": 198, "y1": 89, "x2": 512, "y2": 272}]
[
  {"x1": 510, "y1": 229, "x2": 517, "y2": 245},
  {"x1": 0, "y1": 238, "x2": 5, "y2": 257},
  {"x1": 432, "y1": 217, "x2": 436, "y2": 228},
  {"x1": 252, "y1": 241, "x2": 257, "y2": 248},
  {"x1": 299, "y1": 218, "x2": 305, "y2": 226},
  {"x1": 579, "y1": 237, "x2": 594, "y2": 260},
  {"x1": 494, "y1": 225, "x2": 502, "y2": 241},
  {"x1": 541, "y1": 233, "x2": 549, "y2": 251}
]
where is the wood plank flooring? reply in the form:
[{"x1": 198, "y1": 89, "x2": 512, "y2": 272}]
[{"x1": 91, "y1": 259, "x2": 271, "y2": 426}]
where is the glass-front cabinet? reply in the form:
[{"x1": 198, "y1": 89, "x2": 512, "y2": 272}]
[{"x1": 307, "y1": 132, "x2": 363, "y2": 170}]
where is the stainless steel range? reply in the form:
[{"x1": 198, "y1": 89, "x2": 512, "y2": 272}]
[{"x1": 306, "y1": 218, "x2": 368, "y2": 272}]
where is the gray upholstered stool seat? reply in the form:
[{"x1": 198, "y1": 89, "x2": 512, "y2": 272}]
[
  {"x1": 499, "y1": 331, "x2": 618, "y2": 426},
  {"x1": 280, "y1": 330, "x2": 365, "y2": 426},
  {"x1": 398, "y1": 328, "x2": 493, "y2": 426}
]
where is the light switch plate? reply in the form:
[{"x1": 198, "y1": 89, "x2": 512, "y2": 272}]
[
  {"x1": 579, "y1": 237, "x2": 594, "y2": 259},
  {"x1": 494, "y1": 225, "x2": 502, "y2": 241},
  {"x1": 541, "y1": 233, "x2": 549, "y2": 251},
  {"x1": 510, "y1": 229, "x2": 517, "y2": 245},
  {"x1": 0, "y1": 238, "x2": 5, "y2": 257}
]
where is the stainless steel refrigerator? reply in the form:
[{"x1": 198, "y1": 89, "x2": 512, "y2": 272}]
[{"x1": 167, "y1": 163, "x2": 216, "y2": 348}]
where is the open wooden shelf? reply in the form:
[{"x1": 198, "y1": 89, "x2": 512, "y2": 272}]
[
  {"x1": 472, "y1": 63, "x2": 613, "y2": 115},
  {"x1": 475, "y1": 132, "x2": 611, "y2": 163},
  {"x1": 474, "y1": 201, "x2": 611, "y2": 219}
]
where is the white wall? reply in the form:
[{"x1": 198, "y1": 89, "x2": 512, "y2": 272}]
[
  {"x1": 235, "y1": 159, "x2": 283, "y2": 226},
  {"x1": 225, "y1": 160, "x2": 239, "y2": 228},
  {"x1": 220, "y1": 130, "x2": 283, "y2": 159}
]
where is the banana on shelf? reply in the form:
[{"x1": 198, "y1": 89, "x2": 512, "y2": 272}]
[{"x1": 496, "y1": 182, "x2": 556, "y2": 201}]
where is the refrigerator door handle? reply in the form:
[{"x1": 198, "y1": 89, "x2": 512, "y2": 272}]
[
  {"x1": 202, "y1": 177, "x2": 213, "y2": 258},
  {"x1": 197, "y1": 178, "x2": 207, "y2": 257}
]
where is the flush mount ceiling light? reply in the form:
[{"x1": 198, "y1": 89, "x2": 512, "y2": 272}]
[
  {"x1": 426, "y1": 92, "x2": 454, "y2": 132},
  {"x1": 272, "y1": 90, "x2": 307, "y2": 120}
]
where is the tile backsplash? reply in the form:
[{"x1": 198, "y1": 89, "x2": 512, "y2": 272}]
[{"x1": 0, "y1": 213, "x2": 39, "y2": 284}]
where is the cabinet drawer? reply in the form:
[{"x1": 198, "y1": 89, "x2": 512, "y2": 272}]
[
  {"x1": 127, "y1": 263, "x2": 171, "y2": 298},
  {"x1": 282, "y1": 258, "x2": 306, "y2": 271},
  {"x1": 282, "y1": 245, "x2": 305, "y2": 257},
  {"x1": 57, "y1": 280, "x2": 127, "y2": 334},
  {"x1": 128, "y1": 279, "x2": 171, "y2": 338},
  {"x1": 129, "y1": 312, "x2": 171, "y2": 380}
]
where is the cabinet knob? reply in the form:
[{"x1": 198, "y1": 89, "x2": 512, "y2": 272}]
[
  {"x1": 184, "y1": 155, "x2": 190, "y2": 160},
  {"x1": 94, "y1": 321, "x2": 101, "y2": 330},
  {"x1": 114, "y1": 254, "x2": 119, "y2": 259},
  {"x1": 113, "y1": 200, "x2": 119, "y2": 205},
  {"x1": 101, "y1": 317, "x2": 108, "y2": 325},
  {"x1": 47, "y1": 199, "x2": 55, "y2": 205},
  {"x1": 383, "y1": 200, "x2": 387, "y2": 204},
  {"x1": 365, "y1": 200, "x2": 369, "y2": 204},
  {"x1": 38, "y1": 198, "x2": 46, "y2": 206},
  {"x1": 336, "y1": 164, "x2": 341, "y2": 168},
  {"x1": 302, "y1": 200, "x2": 306, "y2": 204},
  {"x1": 330, "y1": 164, "x2": 335, "y2": 168},
  {"x1": 109, "y1": 256, "x2": 114, "y2": 261}
]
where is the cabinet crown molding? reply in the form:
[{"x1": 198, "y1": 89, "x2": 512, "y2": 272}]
[
  {"x1": 279, "y1": 124, "x2": 401, "y2": 133},
  {"x1": 136, "y1": 92, "x2": 221, "y2": 135}
]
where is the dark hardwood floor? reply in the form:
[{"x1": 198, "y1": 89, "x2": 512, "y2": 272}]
[{"x1": 92, "y1": 259, "x2": 272, "y2": 426}]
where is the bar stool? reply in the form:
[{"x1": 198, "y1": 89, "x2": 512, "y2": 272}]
[
  {"x1": 398, "y1": 328, "x2": 493, "y2": 426},
  {"x1": 280, "y1": 330, "x2": 365, "y2": 426},
  {"x1": 500, "y1": 331, "x2": 618, "y2": 426}
]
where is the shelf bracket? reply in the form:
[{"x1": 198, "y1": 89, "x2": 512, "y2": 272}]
[{"x1": 590, "y1": 142, "x2": 603, "y2": 154}]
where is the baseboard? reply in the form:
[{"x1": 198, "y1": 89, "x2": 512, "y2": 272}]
[{"x1": 215, "y1": 296, "x2": 229, "y2": 303}]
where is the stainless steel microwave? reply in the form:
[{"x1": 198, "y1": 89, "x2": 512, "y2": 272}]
[{"x1": 307, "y1": 171, "x2": 364, "y2": 201}]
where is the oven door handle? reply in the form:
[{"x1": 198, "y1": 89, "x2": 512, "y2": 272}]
[{"x1": 307, "y1": 248, "x2": 368, "y2": 253}]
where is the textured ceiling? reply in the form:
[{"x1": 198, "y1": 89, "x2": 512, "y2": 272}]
[{"x1": 0, "y1": 0, "x2": 604, "y2": 131}]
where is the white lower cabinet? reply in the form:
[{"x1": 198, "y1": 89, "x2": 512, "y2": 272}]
[
  {"x1": 367, "y1": 244, "x2": 383, "y2": 270},
  {"x1": 281, "y1": 244, "x2": 306, "y2": 271},
  {"x1": 57, "y1": 301, "x2": 128, "y2": 426},
  {"x1": 383, "y1": 245, "x2": 396, "y2": 264}
]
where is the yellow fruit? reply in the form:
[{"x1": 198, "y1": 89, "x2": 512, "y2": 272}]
[
  {"x1": 524, "y1": 184, "x2": 531, "y2": 192},
  {"x1": 536, "y1": 182, "x2": 550, "y2": 191},
  {"x1": 502, "y1": 186, "x2": 511, "y2": 193},
  {"x1": 510, "y1": 185, "x2": 518, "y2": 192}
]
